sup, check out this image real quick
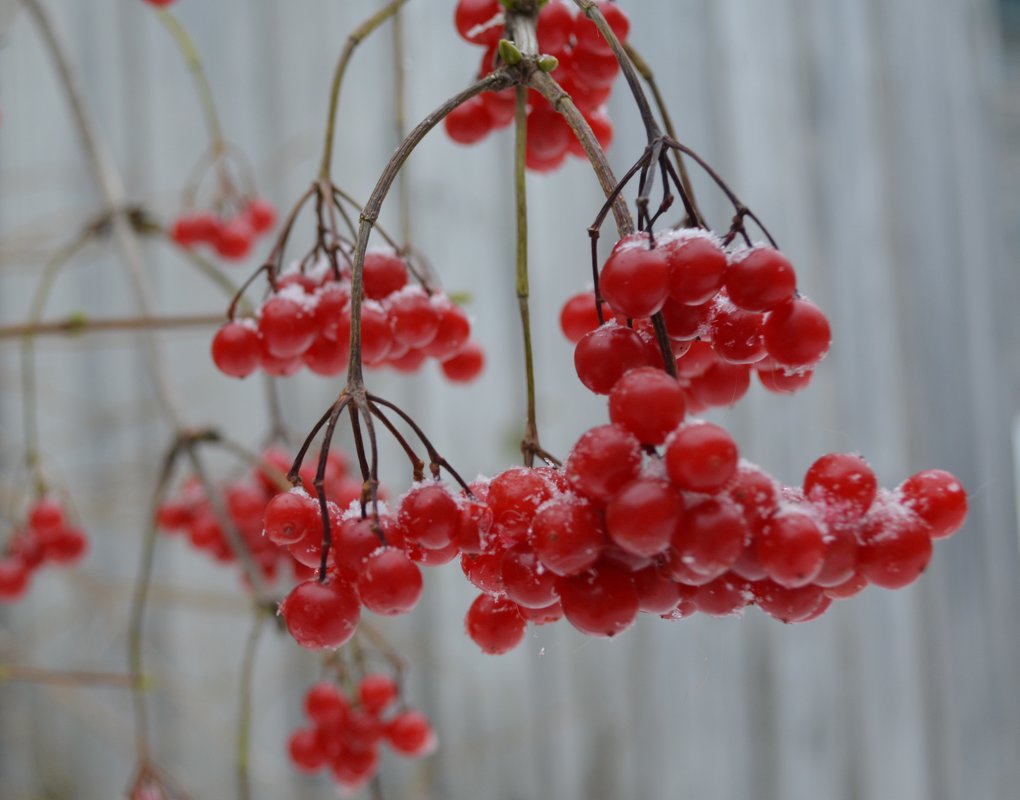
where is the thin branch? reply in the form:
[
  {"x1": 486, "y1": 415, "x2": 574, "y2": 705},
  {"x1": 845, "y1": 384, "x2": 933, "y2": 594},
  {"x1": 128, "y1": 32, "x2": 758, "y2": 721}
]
[
  {"x1": 0, "y1": 312, "x2": 225, "y2": 340},
  {"x1": 0, "y1": 665, "x2": 141, "y2": 689},
  {"x1": 236, "y1": 612, "x2": 267, "y2": 800}
]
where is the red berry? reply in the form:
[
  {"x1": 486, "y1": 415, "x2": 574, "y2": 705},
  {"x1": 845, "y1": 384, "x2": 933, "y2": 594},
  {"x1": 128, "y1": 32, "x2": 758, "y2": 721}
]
[
  {"x1": 385, "y1": 710, "x2": 437, "y2": 757},
  {"x1": 288, "y1": 728, "x2": 326, "y2": 773},
  {"x1": 214, "y1": 218, "x2": 253, "y2": 261},
  {"x1": 725, "y1": 247, "x2": 797, "y2": 311},
  {"x1": 258, "y1": 295, "x2": 317, "y2": 359},
  {"x1": 461, "y1": 548, "x2": 508, "y2": 595},
  {"x1": 211, "y1": 321, "x2": 260, "y2": 378},
  {"x1": 605, "y1": 478, "x2": 683, "y2": 558},
  {"x1": 488, "y1": 467, "x2": 553, "y2": 544},
  {"x1": 662, "y1": 233, "x2": 727, "y2": 305},
  {"x1": 280, "y1": 577, "x2": 360, "y2": 650},
  {"x1": 599, "y1": 234, "x2": 670, "y2": 318},
  {"x1": 501, "y1": 545, "x2": 559, "y2": 609},
  {"x1": 694, "y1": 574, "x2": 752, "y2": 617},
  {"x1": 28, "y1": 498, "x2": 65, "y2": 532},
  {"x1": 441, "y1": 341, "x2": 485, "y2": 382},
  {"x1": 445, "y1": 96, "x2": 494, "y2": 144},
  {"x1": 422, "y1": 301, "x2": 471, "y2": 360},
  {"x1": 362, "y1": 251, "x2": 408, "y2": 299},
  {"x1": 530, "y1": 497, "x2": 606, "y2": 577},
  {"x1": 573, "y1": 324, "x2": 651, "y2": 395},
  {"x1": 608, "y1": 367, "x2": 686, "y2": 445},
  {"x1": 824, "y1": 571, "x2": 868, "y2": 600},
  {"x1": 665, "y1": 422, "x2": 739, "y2": 493},
  {"x1": 858, "y1": 501, "x2": 933, "y2": 589},
  {"x1": 558, "y1": 561, "x2": 639, "y2": 638},
  {"x1": 527, "y1": 103, "x2": 571, "y2": 162},
  {"x1": 710, "y1": 304, "x2": 766, "y2": 364},
  {"x1": 244, "y1": 198, "x2": 277, "y2": 234},
  {"x1": 537, "y1": 1, "x2": 574, "y2": 52},
  {"x1": 631, "y1": 565, "x2": 681, "y2": 614},
  {"x1": 358, "y1": 674, "x2": 399, "y2": 714},
  {"x1": 804, "y1": 453, "x2": 877, "y2": 518},
  {"x1": 724, "y1": 463, "x2": 779, "y2": 528},
  {"x1": 565, "y1": 424, "x2": 642, "y2": 502},
  {"x1": 753, "y1": 580, "x2": 825, "y2": 623},
  {"x1": 44, "y1": 526, "x2": 88, "y2": 564},
  {"x1": 559, "y1": 291, "x2": 601, "y2": 343},
  {"x1": 388, "y1": 289, "x2": 440, "y2": 348},
  {"x1": 399, "y1": 483, "x2": 460, "y2": 549},
  {"x1": 0, "y1": 556, "x2": 29, "y2": 601},
  {"x1": 304, "y1": 681, "x2": 348, "y2": 727},
  {"x1": 357, "y1": 547, "x2": 423, "y2": 616},
  {"x1": 755, "y1": 510, "x2": 827, "y2": 588},
  {"x1": 465, "y1": 594, "x2": 526, "y2": 655},
  {"x1": 898, "y1": 469, "x2": 967, "y2": 539},
  {"x1": 762, "y1": 297, "x2": 831, "y2": 367},
  {"x1": 571, "y1": 47, "x2": 621, "y2": 89},
  {"x1": 757, "y1": 364, "x2": 813, "y2": 394},
  {"x1": 263, "y1": 490, "x2": 320, "y2": 546},
  {"x1": 454, "y1": 0, "x2": 503, "y2": 45},
  {"x1": 688, "y1": 361, "x2": 752, "y2": 408},
  {"x1": 572, "y1": 1, "x2": 630, "y2": 55},
  {"x1": 670, "y1": 499, "x2": 747, "y2": 580},
  {"x1": 661, "y1": 297, "x2": 712, "y2": 340}
]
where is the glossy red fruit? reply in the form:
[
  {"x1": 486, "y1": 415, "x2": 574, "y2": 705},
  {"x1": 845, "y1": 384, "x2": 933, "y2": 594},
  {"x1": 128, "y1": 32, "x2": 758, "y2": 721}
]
[
  {"x1": 304, "y1": 681, "x2": 348, "y2": 727},
  {"x1": 755, "y1": 511, "x2": 827, "y2": 588},
  {"x1": 399, "y1": 484, "x2": 460, "y2": 549},
  {"x1": 559, "y1": 291, "x2": 602, "y2": 343},
  {"x1": 445, "y1": 96, "x2": 494, "y2": 144},
  {"x1": 527, "y1": 103, "x2": 571, "y2": 162},
  {"x1": 608, "y1": 367, "x2": 686, "y2": 445},
  {"x1": 422, "y1": 302, "x2": 471, "y2": 360},
  {"x1": 288, "y1": 728, "x2": 326, "y2": 773},
  {"x1": 688, "y1": 361, "x2": 752, "y2": 408},
  {"x1": 662, "y1": 233, "x2": 727, "y2": 305},
  {"x1": 357, "y1": 548, "x2": 423, "y2": 616},
  {"x1": 858, "y1": 502, "x2": 933, "y2": 589},
  {"x1": 244, "y1": 198, "x2": 277, "y2": 234},
  {"x1": 530, "y1": 497, "x2": 606, "y2": 577},
  {"x1": 558, "y1": 561, "x2": 639, "y2": 638},
  {"x1": 385, "y1": 710, "x2": 437, "y2": 757},
  {"x1": 280, "y1": 577, "x2": 360, "y2": 650},
  {"x1": 725, "y1": 247, "x2": 797, "y2": 311},
  {"x1": 631, "y1": 565, "x2": 681, "y2": 614},
  {"x1": 501, "y1": 545, "x2": 559, "y2": 609},
  {"x1": 671, "y1": 499, "x2": 747, "y2": 580},
  {"x1": 454, "y1": 0, "x2": 503, "y2": 45},
  {"x1": 361, "y1": 251, "x2": 408, "y2": 299},
  {"x1": 465, "y1": 594, "x2": 526, "y2": 654},
  {"x1": 258, "y1": 296, "x2": 317, "y2": 359},
  {"x1": 264, "y1": 491, "x2": 320, "y2": 546},
  {"x1": 214, "y1": 218, "x2": 254, "y2": 261},
  {"x1": 388, "y1": 289, "x2": 440, "y2": 348},
  {"x1": 757, "y1": 364, "x2": 813, "y2": 394},
  {"x1": 538, "y1": 1, "x2": 574, "y2": 52},
  {"x1": 573, "y1": 0, "x2": 630, "y2": 55},
  {"x1": 665, "y1": 422, "x2": 739, "y2": 493},
  {"x1": 358, "y1": 674, "x2": 398, "y2": 715},
  {"x1": 565, "y1": 424, "x2": 642, "y2": 501},
  {"x1": 762, "y1": 297, "x2": 831, "y2": 367},
  {"x1": 804, "y1": 453, "x2": 877, "y2": 518},
  {"x1": 753, "y1": 580, "x2": 825, "y2": 623},
  {"x1": 441, "y1": 341, "x2": 485, "y2": 382},
  {"x1": 0, "y1": 556, "x2": 29, "y2": 601},
  {"x1": 28, "y1": 498, "x2": 65, "y2": 532},
  {"x1": 605, "y1": 478, "x2": 683, "y2": 558},
  {"x1": 211, "y1": 321, "x2": 260, "y2": 378},
  {"x1": 898, "y1": 469, "x2": 967, "y2": 539},
  {"x1": 488, "y1": 467, "x2": 553, "y2": 543},
  {"x1": 599, "y1": 234, "x2": 670, "y2": 318},
  {"x1": 694, "y1": 574, "x2": 752, "y2": 617},
  {"x1": 574, "y1": 324, "x2": 651, "y2": 394},
  {"x1": 710, "y1": 305, "x2": 766, "y2": 364}
]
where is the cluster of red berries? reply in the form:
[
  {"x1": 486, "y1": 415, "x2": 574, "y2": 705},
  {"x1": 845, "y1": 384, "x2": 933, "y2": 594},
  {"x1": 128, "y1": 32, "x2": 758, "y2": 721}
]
[
  {"x1": 156, "y1": 447, "x2": 366, "y2": 586},
  {"x1": 446, "y1": 0, "x2": 628, "y2": 172},
  {"x1": 277, "y1": 478, "x2": 495, "y2": 649},
  {"x1": 170, "y1": 198, "x2": 276, "y2": 262},
  {"x1": 288, "y1": 676, "x2": 436, "y2": 792},
  {"x1": 0, "y1": 498, "x2": 88, "y2": 603},
  {"x1": 460, "y1": 402, "x2": 966, "y2": 651},
  {"x1": 562, "y1": 231, "x2": 832, "y2": 411},
  {"x1": 211, "y1": 252, "x2": 485, "y2": 381}
]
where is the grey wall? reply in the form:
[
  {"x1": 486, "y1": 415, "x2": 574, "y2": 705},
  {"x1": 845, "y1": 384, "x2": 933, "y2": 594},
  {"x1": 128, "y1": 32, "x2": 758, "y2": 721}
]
[{"x1": 0, "y1": 1, "x2": 1018, "y2": 799}]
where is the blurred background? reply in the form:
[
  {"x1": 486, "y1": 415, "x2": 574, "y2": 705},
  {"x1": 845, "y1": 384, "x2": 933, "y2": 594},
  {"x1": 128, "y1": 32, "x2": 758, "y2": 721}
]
[{"x1": 1, "y1": 0, "x2": 1019, "y2": 798}]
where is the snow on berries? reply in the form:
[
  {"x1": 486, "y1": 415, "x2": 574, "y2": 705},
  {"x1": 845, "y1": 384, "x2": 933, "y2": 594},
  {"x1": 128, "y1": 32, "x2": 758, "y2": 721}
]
[
  {"x1": 288, "y1": 677, "x2": 435, "y2": 792},
  {"x1": 211, "y1": 252, "x2": 484, "y2": 382},
  {"x1": 0, "y1": 497, "x2": 88, "y2": 603},
  {"x1": 446, "y1": 0, "x2": 629, "y2": 172},
  {"x1": 562, "y1": 231, "x2": 832, "y2": 410}
]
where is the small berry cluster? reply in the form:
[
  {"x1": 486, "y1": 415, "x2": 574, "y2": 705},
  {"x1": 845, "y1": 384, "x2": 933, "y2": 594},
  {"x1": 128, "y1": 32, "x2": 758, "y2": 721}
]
[
  {"x1": 288, "y1": 677, "x2": 436, "y2": 792},
  {"x1": 0, "y1": 498, "x2": 88, "y2": 603},
  {"x1": 156, "y1": 447, "x2": 364, "y2": 586},
  {"x1": 211, "y1": 252, "x2": 485, "y2": 381},
  {"x1": 446, "y1": 0, "x2": 627, "y2": 172},
  {"x1": 170, "y1": 198, "x2": 277, "y2": 262},
  {"x1": 563, "y1": 231, "x2": 832, "y2": 411},
  {"x1": 278, "y1": 479, "x2": 494, "y2": 650}
]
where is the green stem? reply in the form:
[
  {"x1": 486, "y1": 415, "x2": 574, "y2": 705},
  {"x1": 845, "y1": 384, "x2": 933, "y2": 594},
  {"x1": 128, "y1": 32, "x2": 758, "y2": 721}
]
[
  {"x1": 20, "y1": 230, "x2": 93, "y2": 493},
  {"x1": 156, "y1": 9, "x2": 226, "y2": 152},
  {"x1": 391, "y1": 7, "x2": 412, "y2": 248},
  {"x1": 513, "y1": 84, "x2": 539, "y2": 466},
  {"x1": 319, "y1": 0, "x2": 410, "y2": 180},
  {"x1": 237, "y1": 612, "x2": 266, "y2": 800}
]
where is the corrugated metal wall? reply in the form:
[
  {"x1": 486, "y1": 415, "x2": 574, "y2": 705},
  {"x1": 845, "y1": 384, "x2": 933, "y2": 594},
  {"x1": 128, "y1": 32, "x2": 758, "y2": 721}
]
[{"x1": 1, "y1": 1, "x2": 1018, "y2": 798}]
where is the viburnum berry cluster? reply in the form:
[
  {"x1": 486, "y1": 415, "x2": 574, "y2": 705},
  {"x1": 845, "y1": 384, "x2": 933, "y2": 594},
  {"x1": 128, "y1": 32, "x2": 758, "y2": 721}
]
[
  {"x1": 157, "y1": 446, "x2": 367, "y2": 586},
  {"x1": 446, "y1": 0, "x2": 626, "y2": 171},
  {"x1": 170, "y1": 196, "x2": 276, "y2": 263},
  {"x1": 288, "y1": 676, "x2": 435, "y2": 792},
  {"x1": 0, "y1": 497, "x2": 88, "y2": 603},
  {"x1": 211, "y1": 253, "x2": 484, "y2": 381},
  {"x1": 564, "y1": 232, "x2": 830, "y2": 409}
]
